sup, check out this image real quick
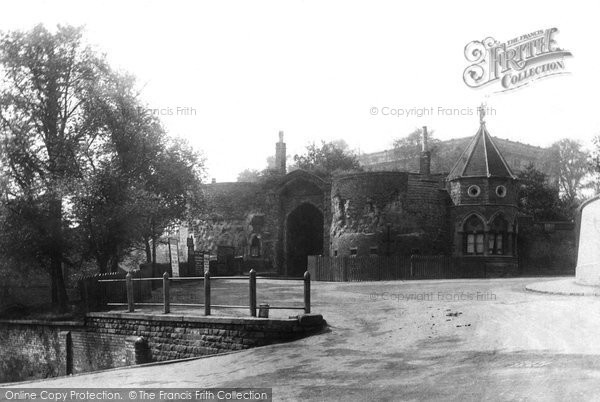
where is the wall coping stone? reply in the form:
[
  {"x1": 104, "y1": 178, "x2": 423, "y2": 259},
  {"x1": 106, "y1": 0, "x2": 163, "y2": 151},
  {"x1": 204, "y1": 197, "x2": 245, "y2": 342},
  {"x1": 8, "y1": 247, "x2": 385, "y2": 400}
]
[
  {"x1": 0, "y1": 319, "x2": 84, "y2": 327},
  {"x1": 86, "y1": 312, "x2": 300, "y2": 325}
]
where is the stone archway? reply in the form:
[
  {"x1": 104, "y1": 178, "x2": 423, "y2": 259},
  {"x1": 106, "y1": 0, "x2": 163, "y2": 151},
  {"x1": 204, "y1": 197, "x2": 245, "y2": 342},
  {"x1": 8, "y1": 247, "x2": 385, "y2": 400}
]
[{"x1": 286, "y1": 203, "x2": 324, "y2": 276}]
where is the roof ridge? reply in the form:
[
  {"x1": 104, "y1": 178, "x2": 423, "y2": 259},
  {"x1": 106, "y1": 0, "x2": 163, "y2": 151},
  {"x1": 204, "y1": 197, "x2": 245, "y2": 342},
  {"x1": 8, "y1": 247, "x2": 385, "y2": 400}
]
[
  {"x1": 447, "y1": 127, "x2": 481, "y2": 179},
  {"x1": 482, "y1": 124, "x2": 490, "y2": 177}
]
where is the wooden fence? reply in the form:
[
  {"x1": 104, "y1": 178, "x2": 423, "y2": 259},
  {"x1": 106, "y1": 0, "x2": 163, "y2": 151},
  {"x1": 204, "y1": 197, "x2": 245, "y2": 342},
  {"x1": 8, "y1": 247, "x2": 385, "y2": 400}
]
[
  {"x1": 308, "y1": 255, "x2": 491, "y2": 281},
  {"x1": 78, "y1": 269, "x2": 154, "y2": 312}
]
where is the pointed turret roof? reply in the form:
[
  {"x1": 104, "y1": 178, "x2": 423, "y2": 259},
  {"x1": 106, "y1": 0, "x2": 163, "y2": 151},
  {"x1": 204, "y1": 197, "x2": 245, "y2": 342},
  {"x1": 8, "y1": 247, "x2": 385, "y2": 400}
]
[{"x1": 447, "y1": 122, "x2": 516, "y2": 181}]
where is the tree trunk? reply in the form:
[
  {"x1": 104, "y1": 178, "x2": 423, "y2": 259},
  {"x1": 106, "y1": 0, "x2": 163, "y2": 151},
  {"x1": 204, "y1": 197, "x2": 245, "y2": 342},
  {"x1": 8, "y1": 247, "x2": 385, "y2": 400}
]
[
  {"x1": 152, "y1": 235, "x2": 157, "y2": 271},
  {"x1": 49, "y1": 196, "x2": 68, "y2": 311},
  {"x1": 97, "y1": 252, "x2": 109, "y2": 274},
  {"x1": 110, "y1": 248, "x2": 119, "y2": 273},
  {"x1": 144, "y1": 236, "x2": 152, "y2": 263}
]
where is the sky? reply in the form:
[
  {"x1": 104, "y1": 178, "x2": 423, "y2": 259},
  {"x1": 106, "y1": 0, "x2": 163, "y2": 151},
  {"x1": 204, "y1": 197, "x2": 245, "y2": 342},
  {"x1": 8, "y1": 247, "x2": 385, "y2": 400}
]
[{"x1": 1, "y1": 0, "x2": 598, "y2": 181}]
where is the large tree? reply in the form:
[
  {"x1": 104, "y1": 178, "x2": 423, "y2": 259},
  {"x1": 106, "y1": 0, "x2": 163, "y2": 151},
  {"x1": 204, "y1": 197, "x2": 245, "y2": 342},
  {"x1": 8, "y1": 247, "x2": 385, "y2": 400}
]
[
  {"x1": 542, "y1": 139, "x2": 591, "y2": 209},
  {"x1": 72, "y1": 68, "x2": 204, "y2": 272},
  {"x1": 237, "y1": 168, "x2": 261, "y2": 183},
  {"x1": 393, "y1": 127, "x2": 439, "y2": 156},
  {"x1": 518, "y1": 163, "x2": 567, "y2": 221},
  {"x1": 392, "y1": 127, "x2": 442, "y2": 170},
  {"x1": 0, "y1": 25, "x2": 205, "y2": 307},
  {"x1": 0, "y1": 25, "x2": 110, "y2": 308},
  {"x1": 292, "y1": 140, "x2": 361, "y2": 177}
]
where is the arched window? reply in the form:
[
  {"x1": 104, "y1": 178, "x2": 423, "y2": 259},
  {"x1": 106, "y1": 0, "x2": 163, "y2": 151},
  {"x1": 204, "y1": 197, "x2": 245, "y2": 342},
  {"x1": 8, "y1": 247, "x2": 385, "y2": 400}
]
[
  {"x1": 463, "y1": 215, "x2": 484, "y2": 255},
  {"x1": 250, "y1": 236, "x2": 261, "y2": 257},
  {"x1": 489, "y1": 216, "x2": 508, "y2": 255}
]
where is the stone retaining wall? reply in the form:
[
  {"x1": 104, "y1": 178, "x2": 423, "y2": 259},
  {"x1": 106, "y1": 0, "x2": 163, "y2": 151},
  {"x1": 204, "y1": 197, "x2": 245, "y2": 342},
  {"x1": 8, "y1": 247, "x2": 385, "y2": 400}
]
[
  {"x1": 0, "y1": 313, "x2": 325, "y2": 384},
  {"x1": 85, "y1": 313, "x2": 324, "y2": 362}
]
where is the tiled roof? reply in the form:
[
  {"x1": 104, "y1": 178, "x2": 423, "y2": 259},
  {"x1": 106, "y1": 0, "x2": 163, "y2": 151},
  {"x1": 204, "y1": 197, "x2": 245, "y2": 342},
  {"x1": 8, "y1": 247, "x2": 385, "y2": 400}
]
[{"x1": 447, "y1": 123, "x2": 516, "y2": 180}]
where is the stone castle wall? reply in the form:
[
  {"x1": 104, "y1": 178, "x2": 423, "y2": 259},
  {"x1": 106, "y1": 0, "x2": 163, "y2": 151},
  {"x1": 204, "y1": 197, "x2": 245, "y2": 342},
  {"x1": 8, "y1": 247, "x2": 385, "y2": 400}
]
[
  {"x1": 330, "y1": 172, "x2": 451, "y2": 256},
  {"x1": 191, "y1": 182, "x2": 277, "y2": 269},
  {"x1": 192, "y1": 172, "x2": 331, "y2": 275}
]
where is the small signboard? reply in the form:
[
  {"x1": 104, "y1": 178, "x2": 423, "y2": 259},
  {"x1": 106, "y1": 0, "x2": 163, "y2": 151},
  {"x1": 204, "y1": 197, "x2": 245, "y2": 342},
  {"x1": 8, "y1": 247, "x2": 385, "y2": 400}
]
[
  {"x1": 203, "y1": 252, "x2": 210, "y2": 274},
  {"x1": 168, "y1": 238, "x2": 180, "y2": 277}
]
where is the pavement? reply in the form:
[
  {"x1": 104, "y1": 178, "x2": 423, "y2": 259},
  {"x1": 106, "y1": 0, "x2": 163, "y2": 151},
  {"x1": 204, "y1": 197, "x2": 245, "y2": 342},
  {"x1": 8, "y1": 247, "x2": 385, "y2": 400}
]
[
  {"x1": 526, "y1": 277, "x2": 600, "y2": 296},
  {"x1": 6, "y1": 277, "x2": 600, "y2": 401}
]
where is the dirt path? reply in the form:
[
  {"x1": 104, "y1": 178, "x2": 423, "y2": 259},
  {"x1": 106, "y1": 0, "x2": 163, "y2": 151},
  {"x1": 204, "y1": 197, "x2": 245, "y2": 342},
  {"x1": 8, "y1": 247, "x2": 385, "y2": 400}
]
[{"x1": 6, "y1": 278, "x2": 600, "y2": 401}]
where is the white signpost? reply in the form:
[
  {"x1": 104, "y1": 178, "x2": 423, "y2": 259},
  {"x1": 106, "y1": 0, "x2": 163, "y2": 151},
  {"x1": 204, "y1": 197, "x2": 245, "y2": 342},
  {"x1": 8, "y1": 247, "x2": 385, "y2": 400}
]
[
  {"x1": 203, "y1": 252, "x2": 210, "y2": 274},
  {"x1": 168, "y1": 238, "x2": 180, "y2": 278}
]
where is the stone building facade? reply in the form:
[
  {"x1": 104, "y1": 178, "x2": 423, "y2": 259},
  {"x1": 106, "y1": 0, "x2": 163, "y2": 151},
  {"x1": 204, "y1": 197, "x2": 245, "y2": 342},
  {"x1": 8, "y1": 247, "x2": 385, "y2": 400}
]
[
  {"x1": 358, "y1": 133, "x2": 546, "y2": 174},
  {"x1": 446, "y1": 120, "x2": 520, "y2": 275},
  {"x1": 189, "y1": 120, "x2": 567, "y2": 277}
]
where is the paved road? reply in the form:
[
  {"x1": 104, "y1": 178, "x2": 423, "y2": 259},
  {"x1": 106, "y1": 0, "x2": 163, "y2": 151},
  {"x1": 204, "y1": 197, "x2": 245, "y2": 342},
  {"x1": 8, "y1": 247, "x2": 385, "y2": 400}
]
[{"x1": 7, "y1": 278, "x2": 600, "y2": 401}]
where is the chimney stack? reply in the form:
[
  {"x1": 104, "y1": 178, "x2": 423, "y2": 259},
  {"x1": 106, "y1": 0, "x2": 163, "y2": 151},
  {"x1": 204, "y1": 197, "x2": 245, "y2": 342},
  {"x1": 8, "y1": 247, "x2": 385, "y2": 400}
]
[
  {"x1": 419, "y1": 126, "x2": 431, "y2": 176},
  {"x1": 275, "y1": 130, "x2": 286, "y2": 175},
  {"x1": 211, "y1": 178, "x2": 216, "y2": 184}
]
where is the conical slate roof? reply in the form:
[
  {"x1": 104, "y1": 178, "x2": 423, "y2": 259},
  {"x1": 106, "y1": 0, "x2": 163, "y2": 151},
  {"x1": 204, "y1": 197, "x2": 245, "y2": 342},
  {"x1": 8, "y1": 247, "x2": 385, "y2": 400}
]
[{"x1": 447, "y1": 123, "x2": 516, "y2": 181}]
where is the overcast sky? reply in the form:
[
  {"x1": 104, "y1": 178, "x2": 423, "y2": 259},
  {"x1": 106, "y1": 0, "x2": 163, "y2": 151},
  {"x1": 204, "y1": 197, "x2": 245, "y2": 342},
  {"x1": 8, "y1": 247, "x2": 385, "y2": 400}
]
[{"x1": 1, "y1": 0, "x2": 598, "y2": 181}]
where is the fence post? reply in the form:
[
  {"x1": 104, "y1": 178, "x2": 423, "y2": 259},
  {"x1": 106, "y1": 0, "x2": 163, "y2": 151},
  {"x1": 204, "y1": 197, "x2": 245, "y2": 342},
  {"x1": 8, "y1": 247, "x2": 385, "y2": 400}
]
[
  {"x1": 126, "y1": 272, "x2": 134, "y2": 312},
  {"x1": 342, "y1": 258, "x2": 348, "y2": 282},
  {"x1": 204, "y1": 271, "x2": 211, "y2": 316},
  {"x1": 410, "y1": 255, "x2": 415, "y2": 278},
  {"x1": 163, "y1": 272, "x2": 170, "y2": 314},
  {"x1": 304, "y1": 270, "x2": 311, "y2": 314},
  {"x1": 249, "y1": 269, "x2": 257, "y2": 317}
]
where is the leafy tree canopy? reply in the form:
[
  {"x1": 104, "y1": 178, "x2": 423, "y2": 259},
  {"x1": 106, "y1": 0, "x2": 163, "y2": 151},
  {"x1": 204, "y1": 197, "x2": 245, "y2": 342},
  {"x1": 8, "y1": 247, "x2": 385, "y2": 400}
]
[
  {"x1": 518, "y1": 163, "x2": 568, "y2": 221},
  {"x1": 292, "y1": 140, "x2": 361, "y2": 178},
  {"x1": 0, "y1": 25, "x2": 205, "y2": 308}
]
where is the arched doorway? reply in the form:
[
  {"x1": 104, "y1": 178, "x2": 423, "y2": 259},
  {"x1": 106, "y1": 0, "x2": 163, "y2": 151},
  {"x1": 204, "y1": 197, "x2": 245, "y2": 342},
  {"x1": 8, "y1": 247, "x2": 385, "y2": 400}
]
[{"x1": 286, "y1": 203, "x2": 324, "y2": 276}]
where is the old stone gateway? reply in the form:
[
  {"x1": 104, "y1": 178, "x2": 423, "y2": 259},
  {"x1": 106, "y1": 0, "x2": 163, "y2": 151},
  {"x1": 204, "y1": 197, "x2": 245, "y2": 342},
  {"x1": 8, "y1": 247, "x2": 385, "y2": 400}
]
[
  {"x1": 189, "y1": 117, "x2": 537, "y2": 277},
  {"x1": 286, "y1": 202, "x2": 324, "y2": 276}
]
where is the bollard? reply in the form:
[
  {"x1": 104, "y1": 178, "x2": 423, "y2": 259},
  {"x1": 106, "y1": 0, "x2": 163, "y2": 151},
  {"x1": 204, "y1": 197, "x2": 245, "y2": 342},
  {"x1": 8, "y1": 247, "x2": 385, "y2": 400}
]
[
  {"x1": 163, "y1": 272, "x2": 170, "y2": 314},
  {"x1": 65, "y1": 331, "x2": 73, "y2": 375},
  {"x1": 126, "y1": 272, "x2": 134, "y2": 312},
  {"x1": 304, "y1": 270, "x2": 311, "y2": 314},
  {"x1": 258, "y1": 303, "x2": 269, "y2": 318},
  {"x1": 134, "y1": 336, "x2": 152, "y2": 364},
  {"x1": 249, "y1": 269, "x2": 257, "y2": 317},
  {"x1": 204, "y1": 270, "x2": 211, "y2": 316}
]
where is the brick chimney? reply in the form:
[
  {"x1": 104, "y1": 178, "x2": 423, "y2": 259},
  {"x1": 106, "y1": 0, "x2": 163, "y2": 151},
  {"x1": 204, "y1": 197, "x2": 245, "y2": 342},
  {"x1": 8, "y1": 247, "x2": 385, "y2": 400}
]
[
  {"x1": 275, "y1": 131, "x2": 286, "y2": 175},
  {"x1": 419, "y1": 126, "x2": 431, "y2": 176}
]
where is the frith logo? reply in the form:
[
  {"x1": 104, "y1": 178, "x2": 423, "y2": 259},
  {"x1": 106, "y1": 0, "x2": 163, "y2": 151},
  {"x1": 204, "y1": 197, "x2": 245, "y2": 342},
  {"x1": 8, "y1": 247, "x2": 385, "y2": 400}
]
[{"x1": 463, "y1": 28, "x2": 572, "y2": 92}]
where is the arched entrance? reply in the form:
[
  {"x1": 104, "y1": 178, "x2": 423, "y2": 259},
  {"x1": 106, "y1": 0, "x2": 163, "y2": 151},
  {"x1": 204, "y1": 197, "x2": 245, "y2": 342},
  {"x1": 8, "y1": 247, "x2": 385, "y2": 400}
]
[{"x1": 286, "y1": 203, "x2": 324, "y2": 276}]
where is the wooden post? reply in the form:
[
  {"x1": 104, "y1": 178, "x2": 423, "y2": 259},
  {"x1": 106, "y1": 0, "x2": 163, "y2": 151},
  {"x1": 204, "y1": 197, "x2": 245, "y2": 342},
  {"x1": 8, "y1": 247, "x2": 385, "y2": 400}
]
[
  {"x1": 163, "y1": 272, "x2": 170, "y2": 314},
  {"x1": 304, "y1": 270, "x2": 311, "y2": 314},
  {"x1": 249, "y1": 269, "x2": 257, "y2": 317},
  {"x1": 342, "y1": 258, "x2": 348, "y2": 282},
  {"x1": 187, "y1": 236, "x2": 195, "y2": 275},
  {"x1": 204, "y1": 270, "x2": 211, "y2": 316},
  {"x1": 126, "y1": 272, "x2": 134, "y2": 312}
]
